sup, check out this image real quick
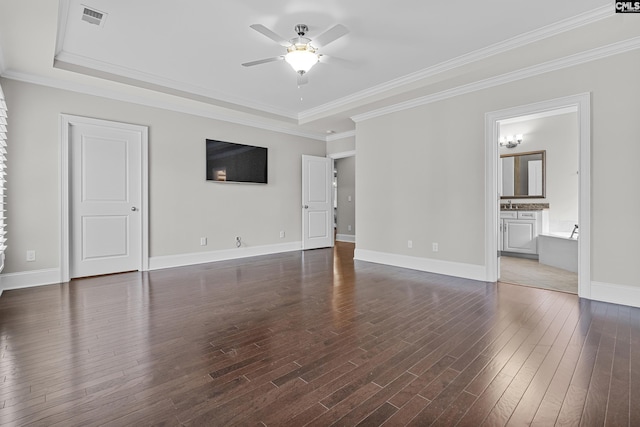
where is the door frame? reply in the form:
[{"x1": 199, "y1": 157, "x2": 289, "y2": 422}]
[
  {"x1": 60, "y1": 114, "x2": 149, "y2": 282},
  {"x1": 328, "y1": 150, "x2": 356, "y2": 243},
  {"x1": 485, "y1": 93, "x2": 591, "y2": 298}
]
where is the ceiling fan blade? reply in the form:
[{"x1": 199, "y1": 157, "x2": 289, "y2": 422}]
[
  {"x1": 249, "y1": 24, "x2": 292, "y2": 47},
  {"x1": 318, "y1": 54, "x2": 355, "y2": 68},
  {"x1": 241, "y1": 56, "x2": 284, "y2": 67},
  {"x1": 312, "y1": 24, "x2": 348, "y2": 48},
  {"x1": 297, "y1": 73, "x2": 308, "y2": 86}
]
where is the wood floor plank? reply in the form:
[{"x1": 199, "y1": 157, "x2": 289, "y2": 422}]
[
  {"x1": 356, "y1": 401, "x2": 398, "y2": 426},
  {"x1": 409, "y1": 354, "x2": 492, "y2": 425},
  {"x1": 431, "y1": 390, "x2": 478, "y2": 426},
  {"x1": 504, "y1": 298, "x2": 579, "y2": 425},
  {"x1": 306, "y1": 382, "x2": 383, "y2": 426},
  {"x1": 258, "y1": 361, "x2": 359, "y2": 425},
  {"x1": 579, "y1": 303, "x2": 619, "y2": 426},
  {"x1": 555, "y1": 301, "x2": 606, "y2": 426},
  {"x1": 457, "y1": 371, "x2": 514, "y2": 427},
  {"x1": 530, "y1": 297, "x2": 593, "y2": 426},
  {"x1": 332, "y1": 372, "x2": 415, "y2": 425},
  {"x1": 605, "y1": 306, "x2": 631, "y2": 427},
  {"x1": 382, "y1": 395, "x2": 431, "y2": 426},
  {"x1": 0, "y1": 243, "x2": 638, "y2": 426},
  {"x1": 388, "y1": 355, "x2": 456, "y2": 408}
]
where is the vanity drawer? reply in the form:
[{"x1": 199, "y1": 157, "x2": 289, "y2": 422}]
[
  {"x1": 500, "y1": 211, "x2": 517, "y2": 219},
  {"x1": 518, "y1": 211, "x2": 537, "y2": 219}
]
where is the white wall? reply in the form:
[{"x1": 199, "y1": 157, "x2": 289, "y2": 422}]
[
  {"x1": 500, "y1": 113, "x2": 579, "y2": 233},
  {"x1": 355, "y1": 49, "x2": 640, "y2": 291},
  {"x1": 1, "y1": 78, "x2": 325, "y2": 275},
  {"x1": 326, "y1": 135, "x2": 355, "y2": 155},
  {"x1": 335, "y1": 156, "x2": 356, "y2": 240}
]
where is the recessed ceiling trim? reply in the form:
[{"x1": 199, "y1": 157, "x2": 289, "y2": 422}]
[
  {"x1": 0, "y1": 42, "x2": 5, "y2": 75},
  {"x1": 326, "y1": 130, "x2": 355, "y2": 142},
  {"x1": 352, "y1": 36, "x2": 640, "y2": 123},
  {"x1": 54, "y1": 0, "x2": 71, "y2": 57},
  {"x1": 0, "y1": 69, "x2": 327, "y2": 141},
  {"x1": 53, "y1": 50, "x2": 300, "y2": 121},
  {"x1": 52, "y1": 2, "x2": 613, "y2": 125},
  {"x1": 300, "y1": 5, "x2": 613, "y2": 121}
]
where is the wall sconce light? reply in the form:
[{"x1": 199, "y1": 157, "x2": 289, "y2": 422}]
[{"x1": 499, "y1": 134, "x2": 523, "y2": 148}]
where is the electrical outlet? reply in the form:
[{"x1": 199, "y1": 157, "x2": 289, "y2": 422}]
[
  {"x1": 348, "y1": 225, "x2": 352, "y2": 231},
  {"x1": 200, "y1": 237, "x2": 207, "y2": 246},
  {"x1": 26, "y1": 250, "x2": 36, "y2": 262},
  {"x1": 279, "y1": 231, "x2": 285, "y2": 238},
  {"x1": 432, "y1": 243, "x2": 439, "y2": 252},
  {"x1": 348, "y1": 195, "x2": 352, "y2": 202},
  {"x1": 407, "y1": 240, "x2": 413, "y2": 249}
]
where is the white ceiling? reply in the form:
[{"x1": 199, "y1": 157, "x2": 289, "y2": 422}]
[{"x1": 0, "y1": 0, "x2": 615, "y2": 139}]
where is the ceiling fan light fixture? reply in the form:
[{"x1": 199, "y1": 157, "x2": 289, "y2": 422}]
[
  {"x1": 244, "y1": 22, "x2": 348, "y2": 83},
  {"x1": 285, "y1": 48, "x2": 318, "y2": 74}
]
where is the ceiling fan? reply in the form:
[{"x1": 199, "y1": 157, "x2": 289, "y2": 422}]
[{"x1": 242, "y1": 23, "x2": 349, "y2": 85}]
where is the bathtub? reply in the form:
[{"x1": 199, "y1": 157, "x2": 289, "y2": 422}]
[{"x1": 538, "y1": 232, "x2": 578, "y2": 273}]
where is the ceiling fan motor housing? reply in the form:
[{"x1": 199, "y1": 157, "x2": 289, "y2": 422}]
[{"x1": 294, "y1": 24, "x2": 309, "y2": 36}]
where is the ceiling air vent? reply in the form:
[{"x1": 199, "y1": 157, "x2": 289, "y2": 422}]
[{"x1": 81, "y1": 6, "x2": 107, "y2": 26}]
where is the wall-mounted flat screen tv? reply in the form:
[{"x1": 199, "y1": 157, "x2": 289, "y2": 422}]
[{"x1": 206, "y1": 139, "x2": 268, "y2": 184}]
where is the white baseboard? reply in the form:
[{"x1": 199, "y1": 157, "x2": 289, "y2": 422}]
[
  {"x1": 149, "y1": 241, "x2": 303, "y2": 271},
  {"x1": 590, "y1": 281, "x2": 640, "y2": 308},
  {"x1": 354, "y1": 249, "x2": 487, "y2": 282},
  {"x1": 336, "y1": 234, "x2": 356, "y2": 243},
  {"x1": 3, "y1": 252, "x2": 639, "y2": 310},
  {"x1": 0, "y1": 268, "x2": 62, "y2": 295},
  {"x1": 0, "y1": 243, "x2": 303, "y2": 295}
]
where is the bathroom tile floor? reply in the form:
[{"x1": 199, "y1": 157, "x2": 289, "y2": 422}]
[{"x1": 500, "y1": 255, "x2": 578, "y2": 294}]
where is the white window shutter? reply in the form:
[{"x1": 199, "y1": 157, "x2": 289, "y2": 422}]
[{"x1": 0, "y1": 84, "x2": 7, "y2": 272}]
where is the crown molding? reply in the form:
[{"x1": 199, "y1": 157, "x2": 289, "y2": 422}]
[
  {"x1": 326, "y1": 130, "x2": 355, "y2": 142},
  {"x1": 0, "y1": 69, "x2": 327, "y2": 141},
  {"x1": 300, "y1": 5, "x2": 613, "y2": 121},
  {"x1": 55, "y1": 0, "x2": 71, "y2": 57},
  {"x1": 352, "y1": 36, "x2": 640, "y2": 123},
  {"x1": 54, "y1": 50, "x2": 299, "y2": 121}
]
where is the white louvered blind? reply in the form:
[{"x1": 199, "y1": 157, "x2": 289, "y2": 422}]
[{"x1": 0, "y1": 83, "x2": 6, "y2": 272}]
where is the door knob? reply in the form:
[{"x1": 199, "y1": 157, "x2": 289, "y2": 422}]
[
  {"x1": 303, "y1": 205, "x2": 309, "y2": 209},
  {"x1": 131, "y1": 207, "x2": 138, "y2": 211}
]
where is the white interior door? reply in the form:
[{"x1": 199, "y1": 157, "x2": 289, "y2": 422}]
[
  {"x1": 70, "y1": 122, "x2": 142, "y2": 278},
  {"x1": 302, "y1": 155, "x2": 333, "y2": 250}
]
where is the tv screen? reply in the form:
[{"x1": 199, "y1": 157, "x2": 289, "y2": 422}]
[{"x1": 206, "y1": 139, "x2": 268, "y2": 184}]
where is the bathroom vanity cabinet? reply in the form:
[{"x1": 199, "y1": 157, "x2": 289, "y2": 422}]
[{"x1": 500, "y1": 210, "x2": 549, "y2": 256}]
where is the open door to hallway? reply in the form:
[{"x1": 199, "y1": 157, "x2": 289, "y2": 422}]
[{"x1": 302, "y1": 155, "x2": 333, "y2": 250}]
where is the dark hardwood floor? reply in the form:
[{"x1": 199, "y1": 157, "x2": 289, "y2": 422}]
[{"x1": 1, "y1": 242, "x2": 638, "y2": 426}]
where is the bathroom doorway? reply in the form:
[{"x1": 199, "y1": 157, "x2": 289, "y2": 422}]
[
  {"x1": 497, "y1": 108, "x2": 579, "y2": 293},
  {"x1": 485, "y1": 93, "x2": 591, "y2": 298}
]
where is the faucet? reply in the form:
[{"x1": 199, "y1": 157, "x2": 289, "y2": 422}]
[{"x1": 570, "y1": 224, "x2": 579, "y2": 239}]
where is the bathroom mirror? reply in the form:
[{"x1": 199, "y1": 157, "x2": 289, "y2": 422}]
[{"x1": 501, "y1": 150, "x2": 545, "y2": 198}]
